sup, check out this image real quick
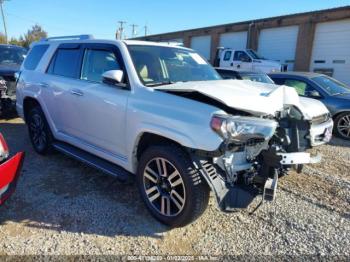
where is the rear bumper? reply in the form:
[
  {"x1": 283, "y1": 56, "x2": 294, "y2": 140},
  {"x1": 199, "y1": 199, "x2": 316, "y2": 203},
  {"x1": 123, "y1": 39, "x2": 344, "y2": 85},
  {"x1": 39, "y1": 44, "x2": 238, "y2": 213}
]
[{"x1": 0, "y1": 152, "x2": 25, "y2": 205}]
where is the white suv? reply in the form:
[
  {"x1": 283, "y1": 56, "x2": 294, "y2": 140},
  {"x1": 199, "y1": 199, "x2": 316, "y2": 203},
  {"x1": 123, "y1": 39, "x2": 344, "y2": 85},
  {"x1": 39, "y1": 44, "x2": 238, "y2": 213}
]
[{"x1": 16, "y1": 35, "x2": 333, "y2": 227}]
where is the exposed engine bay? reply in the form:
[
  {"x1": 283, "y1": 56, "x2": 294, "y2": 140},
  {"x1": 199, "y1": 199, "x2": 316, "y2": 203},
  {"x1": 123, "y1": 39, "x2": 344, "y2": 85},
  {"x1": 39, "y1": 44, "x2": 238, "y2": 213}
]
[{"x1": 159, "y1": 88, "x2": 333, "y2": 212}]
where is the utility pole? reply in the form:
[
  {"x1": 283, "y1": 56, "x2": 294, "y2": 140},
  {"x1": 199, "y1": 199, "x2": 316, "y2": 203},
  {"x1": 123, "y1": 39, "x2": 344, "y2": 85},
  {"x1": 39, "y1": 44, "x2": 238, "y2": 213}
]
[
  {"x1": 144, "y1": 25, "x2": 148, "y2": 37},
  {"x1": 0, "y1": 0, "x2": 9, "y2": 43},
  {"x1": 130, "y1": 24, "x2": 138, "y2": 38},
  {"x1": 117, "y1": 21, "x2": 127, "y2": 40}
]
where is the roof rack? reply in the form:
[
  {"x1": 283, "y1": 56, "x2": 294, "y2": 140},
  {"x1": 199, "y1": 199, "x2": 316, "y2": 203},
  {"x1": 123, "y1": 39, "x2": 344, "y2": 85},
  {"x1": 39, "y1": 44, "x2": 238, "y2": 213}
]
[{"x1": 40, "y1": 35, "x2": 94, "y2": 42}]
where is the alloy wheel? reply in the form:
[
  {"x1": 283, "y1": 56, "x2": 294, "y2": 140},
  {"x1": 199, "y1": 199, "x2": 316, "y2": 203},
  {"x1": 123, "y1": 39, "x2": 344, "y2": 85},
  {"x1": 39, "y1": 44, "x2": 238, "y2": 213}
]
[
  {"x1": 29, "y1": 114, "x2": 47, "y2": 150},
  {"x1": 337, "y1": 114, "x2": 350, "y2": 138},
  {"x1": 143, "y1": 157, "x2": 186, "y2": 217}
]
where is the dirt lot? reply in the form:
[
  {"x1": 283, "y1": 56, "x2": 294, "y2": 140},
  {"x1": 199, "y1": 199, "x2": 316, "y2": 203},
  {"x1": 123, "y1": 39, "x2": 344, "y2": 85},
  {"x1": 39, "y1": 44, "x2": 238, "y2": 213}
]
[{"x1": 0, "y1": 117, "x2": 349, "y2": 256}]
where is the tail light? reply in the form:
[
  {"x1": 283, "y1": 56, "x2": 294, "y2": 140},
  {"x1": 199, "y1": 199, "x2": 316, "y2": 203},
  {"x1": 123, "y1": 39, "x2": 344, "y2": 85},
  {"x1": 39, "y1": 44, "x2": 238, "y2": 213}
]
[{"x1": 0, "y1": 133, "x2": 9, "y2": 159}]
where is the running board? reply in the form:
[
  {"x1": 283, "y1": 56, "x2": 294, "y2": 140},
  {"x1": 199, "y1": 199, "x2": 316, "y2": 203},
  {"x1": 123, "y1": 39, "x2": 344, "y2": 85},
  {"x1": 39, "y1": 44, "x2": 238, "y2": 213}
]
[{"x1": 52, "y1": 141, "x2": 133, "y2": 183}]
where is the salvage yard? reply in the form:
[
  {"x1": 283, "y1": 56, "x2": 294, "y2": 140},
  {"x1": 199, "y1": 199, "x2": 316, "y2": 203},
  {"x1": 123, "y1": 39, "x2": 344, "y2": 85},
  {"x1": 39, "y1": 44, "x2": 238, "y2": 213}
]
[{"x1": 0, "y1": 117, "x2": 349, "y2": 256}]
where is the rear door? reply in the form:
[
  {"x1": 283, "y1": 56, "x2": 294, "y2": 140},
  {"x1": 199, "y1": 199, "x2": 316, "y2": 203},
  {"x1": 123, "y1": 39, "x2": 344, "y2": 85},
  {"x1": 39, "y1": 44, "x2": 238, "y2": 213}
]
[
  {"x1": 44, "y1": 43, "x2": 84, "y2": 134},
  {"x1": 220, "y1": 50, "x2": 233, "y2": 67}
]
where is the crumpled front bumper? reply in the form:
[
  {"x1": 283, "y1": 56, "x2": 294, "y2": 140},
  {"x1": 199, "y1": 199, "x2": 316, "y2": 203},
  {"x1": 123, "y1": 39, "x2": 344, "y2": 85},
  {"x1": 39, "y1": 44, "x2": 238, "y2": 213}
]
[
  {"x1": 0, "y1": 152, "x2": 25, "y2": 205},
  {"x1": 309, "y1": 118, "x2": 334, "y2": 147}
]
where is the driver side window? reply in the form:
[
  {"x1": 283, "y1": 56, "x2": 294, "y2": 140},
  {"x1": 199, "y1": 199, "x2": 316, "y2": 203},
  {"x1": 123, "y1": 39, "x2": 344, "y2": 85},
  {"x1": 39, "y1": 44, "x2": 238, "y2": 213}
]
[
  {"x1": 284, "y1": 79, "x2": 314, "y2": 96},
  {"x1": 81, "y1": 49, "x2": 121, "y2": 83},
  {"x1": 233, "y1": 51, "x2": 250, "y2": 62}
]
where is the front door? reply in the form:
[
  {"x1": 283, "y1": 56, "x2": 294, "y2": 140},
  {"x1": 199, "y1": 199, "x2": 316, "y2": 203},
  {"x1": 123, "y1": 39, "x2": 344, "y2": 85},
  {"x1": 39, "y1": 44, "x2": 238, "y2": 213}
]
[
  {"x1": 68, "y1": 44, "x2": 130, "y2": 157},
  {"x1": 232, "y1": 51, "x2": 253, "y2": 71}
]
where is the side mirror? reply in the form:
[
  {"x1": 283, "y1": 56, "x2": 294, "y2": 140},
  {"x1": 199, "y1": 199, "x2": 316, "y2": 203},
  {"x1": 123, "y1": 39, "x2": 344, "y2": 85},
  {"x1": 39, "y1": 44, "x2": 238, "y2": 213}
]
[
  {"x1": 306, "y1": 90, "x2": 321, "y2": 98},
  {"x1": 241, "y1": 57, "x2": 251, "y2": 63},
  {"x1": 102, "y1": 70, "x2": 124, "y2": 86}
]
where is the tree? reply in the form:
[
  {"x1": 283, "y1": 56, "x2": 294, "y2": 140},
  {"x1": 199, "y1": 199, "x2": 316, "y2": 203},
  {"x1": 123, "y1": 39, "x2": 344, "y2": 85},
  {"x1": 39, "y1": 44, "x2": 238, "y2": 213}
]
[
  {"x1": 9, "y1": 37, "x2": 22, "y2": 46},
  {"x1": 0, "y1": 32, "x2": 6, "y2": 44},
  {"x1": 21, "y1": 24, "x2": 47, "y2": 48}
]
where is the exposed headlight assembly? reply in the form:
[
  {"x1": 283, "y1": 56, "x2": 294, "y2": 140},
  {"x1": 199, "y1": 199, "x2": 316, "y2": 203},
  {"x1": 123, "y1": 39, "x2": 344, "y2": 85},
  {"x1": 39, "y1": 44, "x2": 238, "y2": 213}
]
[{"x1": 211, "y1": 115, "x2": 278, "y2": 143}]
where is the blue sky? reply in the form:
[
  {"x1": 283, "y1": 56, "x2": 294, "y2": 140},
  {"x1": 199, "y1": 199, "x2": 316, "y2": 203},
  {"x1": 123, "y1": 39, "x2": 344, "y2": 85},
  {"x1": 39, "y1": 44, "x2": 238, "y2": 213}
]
[{"x1": 2, "y1": 0, "x2": 350, "y2": 39}]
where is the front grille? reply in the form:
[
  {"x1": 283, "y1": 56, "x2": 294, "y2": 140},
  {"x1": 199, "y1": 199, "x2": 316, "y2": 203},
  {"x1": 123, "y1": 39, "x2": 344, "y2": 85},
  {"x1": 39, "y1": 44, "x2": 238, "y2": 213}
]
[
  {"x1": 1, "y1": 75, "x2": 16, "y2": 97},
  {"x1": 311, "y1": 113, "x2": 330, "y2": 125}
]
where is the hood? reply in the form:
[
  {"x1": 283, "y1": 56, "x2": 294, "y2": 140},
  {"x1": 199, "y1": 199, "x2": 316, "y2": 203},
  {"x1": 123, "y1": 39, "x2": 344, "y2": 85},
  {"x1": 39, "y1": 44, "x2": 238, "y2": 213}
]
[
  {"x1": 254, "y1": 59, "x2": 281, "y2": 68},
  {"x1": 0, "y1": 64, "x2": 20, "y2": 76},
  {"x1": 155, "y1": 80, "x2": 329, "y2": 119},
  {"x1": 332, "y1": 93, "x2": 350, "y2": 100}
]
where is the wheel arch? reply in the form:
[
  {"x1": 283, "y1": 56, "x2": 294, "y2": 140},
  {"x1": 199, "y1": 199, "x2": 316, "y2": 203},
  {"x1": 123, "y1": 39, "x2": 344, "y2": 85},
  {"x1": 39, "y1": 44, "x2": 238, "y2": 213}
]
[
  {"x1": 23, "y1": 96, "x2": 42, "y2": 123},
  {"x1": 132, "y1": 132, "x2": 190, "y2": 173},
  {"x1": 332, "y1": 110, "x2": 350, "y2": 120}
]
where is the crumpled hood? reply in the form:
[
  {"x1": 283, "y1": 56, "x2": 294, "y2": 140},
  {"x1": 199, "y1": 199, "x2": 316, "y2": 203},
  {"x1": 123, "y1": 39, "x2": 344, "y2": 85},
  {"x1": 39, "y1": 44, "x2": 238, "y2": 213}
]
[{"x1": 155, "y1": 80, "x2": 329, "y2": 119}]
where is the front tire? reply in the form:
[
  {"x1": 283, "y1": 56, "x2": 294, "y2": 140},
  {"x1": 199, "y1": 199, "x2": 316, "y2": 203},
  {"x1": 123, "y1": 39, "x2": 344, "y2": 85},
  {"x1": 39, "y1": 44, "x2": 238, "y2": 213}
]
[
  {"x1": 137, "y1": 145, "x2": 210, "y2": 227},
  {"x1": 27, "y1": 106, "x2": 53, "y2": 154},
  {"x1": 334, "y1": 112, "x2": 350, "y2": 140}
]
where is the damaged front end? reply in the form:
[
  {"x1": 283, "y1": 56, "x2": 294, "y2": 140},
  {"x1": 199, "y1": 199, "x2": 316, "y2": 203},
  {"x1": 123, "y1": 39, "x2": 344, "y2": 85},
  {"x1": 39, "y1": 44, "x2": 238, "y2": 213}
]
[{"x1": 190, "y1": 106, "x2": 333, "y2": 212}]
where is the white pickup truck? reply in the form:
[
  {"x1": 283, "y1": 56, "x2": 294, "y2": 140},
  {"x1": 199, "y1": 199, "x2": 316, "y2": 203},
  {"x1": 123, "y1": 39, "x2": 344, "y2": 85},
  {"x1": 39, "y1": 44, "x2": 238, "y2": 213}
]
[
  {"x1": 216, "y1": 48, "x2": 284, "y2": 73},
  {"x1": 16, "y1": 35, "x2": 333, "y2": 227}
]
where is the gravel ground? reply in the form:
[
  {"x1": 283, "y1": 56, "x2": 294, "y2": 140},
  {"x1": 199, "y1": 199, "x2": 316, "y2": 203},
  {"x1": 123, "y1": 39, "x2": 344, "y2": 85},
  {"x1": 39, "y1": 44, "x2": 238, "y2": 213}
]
[{"x1": 0, "y1": 117, "x2": 349, "y2": 256}]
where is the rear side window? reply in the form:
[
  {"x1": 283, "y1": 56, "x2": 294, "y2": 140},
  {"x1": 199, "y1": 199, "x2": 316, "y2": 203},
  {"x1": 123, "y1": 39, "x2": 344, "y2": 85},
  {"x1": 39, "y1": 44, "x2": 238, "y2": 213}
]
[
  {"x1": 223, "y1": 51, "x2": 232, "y2": 61},
  {"x1": 48, "y1": 48, "x2": 81, "y2": 78},
  {"x1": 23, "y1": 45, "x2": 49, "y2": 70}
]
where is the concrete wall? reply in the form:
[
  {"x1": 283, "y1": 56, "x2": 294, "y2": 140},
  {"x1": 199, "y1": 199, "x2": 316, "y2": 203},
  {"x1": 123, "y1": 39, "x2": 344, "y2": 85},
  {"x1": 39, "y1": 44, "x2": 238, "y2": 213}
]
[{"x1": 135, "y1": 6, "x2": 350, "y2": 70}]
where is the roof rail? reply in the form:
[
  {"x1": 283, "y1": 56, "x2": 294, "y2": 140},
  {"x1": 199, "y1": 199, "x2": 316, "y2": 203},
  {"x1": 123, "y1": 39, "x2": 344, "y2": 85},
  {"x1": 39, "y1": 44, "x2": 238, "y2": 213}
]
[{"x1": 40, "y1": 35, "x2": 94, "y2": 42}]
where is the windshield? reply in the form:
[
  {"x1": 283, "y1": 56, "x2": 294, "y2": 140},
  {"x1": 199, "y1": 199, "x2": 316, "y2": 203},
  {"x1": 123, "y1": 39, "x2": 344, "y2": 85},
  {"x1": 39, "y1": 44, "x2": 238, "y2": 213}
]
[
  {"x1": 312, "y1": 75, "x2": 350, "y2": 95},
  {"x1": 246, "y1": 50, "x2": 264, "y2": 60},
  {"x1": 240, "y1": 73, "x2": 274, "y2": 84},
  {"x1": 0, "y1": 46, "x2": 27, "y2": 66},
  {"x1": 128, "y1": 45, "x2": 221, "y2": 86}
]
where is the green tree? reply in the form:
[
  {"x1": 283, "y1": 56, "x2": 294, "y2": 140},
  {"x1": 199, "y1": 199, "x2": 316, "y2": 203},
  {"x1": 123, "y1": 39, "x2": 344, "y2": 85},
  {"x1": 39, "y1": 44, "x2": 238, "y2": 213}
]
[
  {"x1": 0, "y1": 32, "x2": 7, "y2": 44},
  {"x1": 8, "y1": 37, "x2": 22, "y2": 46},
  {"x1": 21, "y1": 24, "x2": 48, "y2": 48}
]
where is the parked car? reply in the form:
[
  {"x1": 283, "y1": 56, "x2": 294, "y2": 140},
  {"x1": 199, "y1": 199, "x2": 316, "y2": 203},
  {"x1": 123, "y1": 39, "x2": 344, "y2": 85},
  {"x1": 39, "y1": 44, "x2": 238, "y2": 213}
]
[
  {"x1": 0, "y1": 133, "x2": 25, "y2": 205},
  {"x1": 215, "y1": 68, "x2": 275, "y2": 84},
  {"x1": 214, "y1": 48, "x2": 284, "y2": 73},
  {"x1": 0, "y1": 44, "x2": 27, "y2": 115},
  {"x1": 17, "y1": 35, "x2": 333, "y2": 227},
  {"x1": 270, "y1": 72, "x2": 350, "y2": 140}
]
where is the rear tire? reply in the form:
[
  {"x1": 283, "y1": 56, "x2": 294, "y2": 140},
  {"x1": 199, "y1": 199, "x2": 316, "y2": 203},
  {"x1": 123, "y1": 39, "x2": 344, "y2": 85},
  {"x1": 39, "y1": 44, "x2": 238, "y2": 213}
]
[
  {"x1": 27, "y1": 106, "x2": 53, "y2": 154},
  {"x1": 334, "y1": 112, "x2": 350, "y2": 140},
  {"x1": 136, "y1": 145, "x2": 210, "y2": 227}
]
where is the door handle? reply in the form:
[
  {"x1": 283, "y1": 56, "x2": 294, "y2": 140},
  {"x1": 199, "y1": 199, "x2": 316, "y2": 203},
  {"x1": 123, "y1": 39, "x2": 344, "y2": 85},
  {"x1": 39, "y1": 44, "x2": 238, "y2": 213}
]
[
  {"x1": 70, "y1": 89, "x2": 84, "y2": 96},
  {"x1": 237, "y1": 64, "x2": 241, "y2": 69},
  {"x1": 39, "y1": 82, "x2": 49, "y2": 88},
  {"x1": 230, "y1": 62, "x2": 233, "y2": 66}
]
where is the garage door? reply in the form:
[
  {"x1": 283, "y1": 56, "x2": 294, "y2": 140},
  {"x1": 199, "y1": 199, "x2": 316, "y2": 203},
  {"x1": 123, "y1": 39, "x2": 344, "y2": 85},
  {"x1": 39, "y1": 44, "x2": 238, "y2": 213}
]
[
  {"x1": 258, "y1": 26, "x2": 299, "y2": 70},
  {"x1": 219, "y1": 31, "x2": 247, "y2": 49},
  {"x1": 191, "y1": 35, "x2": 211, "y2": 61},
  {"x1": 310, "y1": 19, "x2": 350, "y2": 85}
]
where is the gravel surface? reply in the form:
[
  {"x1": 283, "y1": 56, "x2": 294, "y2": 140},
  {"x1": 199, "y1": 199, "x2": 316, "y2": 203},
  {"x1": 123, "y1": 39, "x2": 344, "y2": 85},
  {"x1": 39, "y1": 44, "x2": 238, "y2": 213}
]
[{"x1": 0, "y1": 117, "x2": 349, "y2": 256}]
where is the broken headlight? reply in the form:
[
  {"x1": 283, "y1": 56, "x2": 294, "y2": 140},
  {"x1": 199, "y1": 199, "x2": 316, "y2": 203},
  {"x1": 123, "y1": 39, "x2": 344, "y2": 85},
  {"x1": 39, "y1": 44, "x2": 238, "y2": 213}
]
[{"x1": 211, "y1": 115, "x2": 278, "y2": 143}]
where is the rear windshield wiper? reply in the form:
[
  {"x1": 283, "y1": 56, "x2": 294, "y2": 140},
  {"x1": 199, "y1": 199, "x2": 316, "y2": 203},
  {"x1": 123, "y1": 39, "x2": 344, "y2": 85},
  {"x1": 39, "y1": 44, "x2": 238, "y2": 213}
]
[{"x1": 146, "y1": 80, "x2": 176, "y2": 87}]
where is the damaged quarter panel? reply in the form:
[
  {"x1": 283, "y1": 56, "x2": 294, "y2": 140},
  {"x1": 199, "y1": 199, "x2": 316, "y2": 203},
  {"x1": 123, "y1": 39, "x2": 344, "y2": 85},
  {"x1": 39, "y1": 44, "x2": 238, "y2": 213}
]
[{"x1": 126, "y1": 86, "x2": 224, "y2": 172}]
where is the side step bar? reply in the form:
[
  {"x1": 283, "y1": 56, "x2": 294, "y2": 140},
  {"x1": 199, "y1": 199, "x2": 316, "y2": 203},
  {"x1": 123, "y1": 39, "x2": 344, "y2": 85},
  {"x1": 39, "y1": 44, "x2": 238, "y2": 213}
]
[{"x1": 52, "y1": 141, "x2": 133, "y2": 183}]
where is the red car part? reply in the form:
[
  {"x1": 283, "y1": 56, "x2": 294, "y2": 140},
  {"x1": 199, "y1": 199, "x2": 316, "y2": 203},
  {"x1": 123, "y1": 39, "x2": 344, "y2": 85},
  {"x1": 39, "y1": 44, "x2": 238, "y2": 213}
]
[
  {"x1": 0, "y1": 133, "x2": 9, "y2": 158},
  {"x1": 0, "y1": 152, "x2": 25, "y2": 204}
]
